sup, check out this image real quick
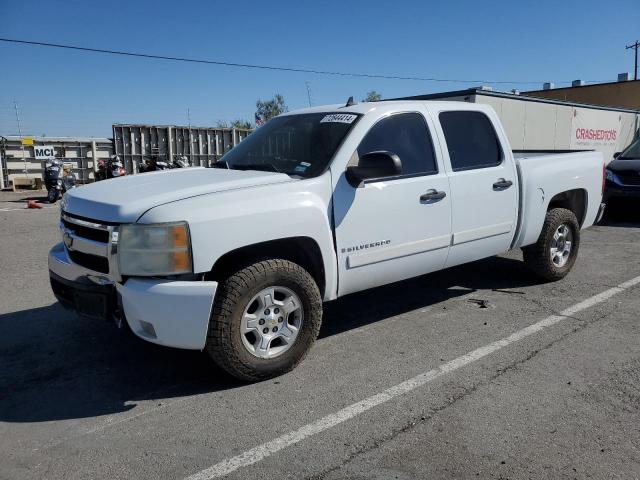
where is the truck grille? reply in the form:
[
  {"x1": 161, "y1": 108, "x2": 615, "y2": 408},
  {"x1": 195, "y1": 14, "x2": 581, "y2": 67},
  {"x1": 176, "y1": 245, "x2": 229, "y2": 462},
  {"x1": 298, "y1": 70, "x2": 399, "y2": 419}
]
[
  {"x1": 68, "y1": 250, "x2": 110, "y2": 274},
  {"x1": 617, "y1": 173, "x2": 640, "y2": 186},
  {"x1": 60, "y1": 213, "x2": 115, "y2": 275},
  {"x1": 61, "y1": 218, "x2": 110, "y2": 243}
]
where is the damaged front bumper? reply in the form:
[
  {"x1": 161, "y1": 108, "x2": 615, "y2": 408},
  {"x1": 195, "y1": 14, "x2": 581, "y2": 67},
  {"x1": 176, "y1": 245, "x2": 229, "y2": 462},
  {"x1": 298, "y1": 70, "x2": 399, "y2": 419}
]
[{"x1": 48, "y1": 242, "x2": 217, "y2": 350}]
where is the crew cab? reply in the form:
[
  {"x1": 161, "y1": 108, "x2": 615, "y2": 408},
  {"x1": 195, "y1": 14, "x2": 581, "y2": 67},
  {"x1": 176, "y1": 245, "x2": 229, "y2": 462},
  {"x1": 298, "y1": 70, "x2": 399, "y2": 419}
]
[{"x1": 49, "y1": 101, "x2": 606, "y2": 381}]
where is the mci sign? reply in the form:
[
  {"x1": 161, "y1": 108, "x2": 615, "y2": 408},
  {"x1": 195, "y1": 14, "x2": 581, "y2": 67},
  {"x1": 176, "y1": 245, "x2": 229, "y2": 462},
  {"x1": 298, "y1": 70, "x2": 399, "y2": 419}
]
[{"x1": 34, "y1": 146, "x2": 57, "y2": 160}]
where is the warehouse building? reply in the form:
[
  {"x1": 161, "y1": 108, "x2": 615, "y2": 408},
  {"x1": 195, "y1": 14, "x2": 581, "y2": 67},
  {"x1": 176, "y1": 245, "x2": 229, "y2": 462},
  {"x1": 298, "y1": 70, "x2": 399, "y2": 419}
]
[
  {"x1": 523, "y1": 76, "x2": 640, "y2": 110},
  {"x1": 396, "y1": 87, "x2": 639, "y2": 162}
]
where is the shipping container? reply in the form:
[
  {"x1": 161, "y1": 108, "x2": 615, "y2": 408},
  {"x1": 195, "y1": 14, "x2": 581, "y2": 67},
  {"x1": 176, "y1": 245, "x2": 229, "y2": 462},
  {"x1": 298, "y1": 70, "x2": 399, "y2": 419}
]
[
  {"x1": 0, "y1": 135, "x2": 113, "y2": 188},
  {"x1": 112, "y1": 124, "x2": 252, "y2": 174}
]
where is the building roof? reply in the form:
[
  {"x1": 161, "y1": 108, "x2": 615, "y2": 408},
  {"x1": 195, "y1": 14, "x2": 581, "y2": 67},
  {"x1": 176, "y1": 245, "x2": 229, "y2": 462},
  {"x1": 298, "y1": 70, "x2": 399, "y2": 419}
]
[
  {"x1": 524, "y1": 79, "x2": 640, "y2": 94},
  {"x1": 393, "y1": 87, "x2": 640, "y2": 114}
]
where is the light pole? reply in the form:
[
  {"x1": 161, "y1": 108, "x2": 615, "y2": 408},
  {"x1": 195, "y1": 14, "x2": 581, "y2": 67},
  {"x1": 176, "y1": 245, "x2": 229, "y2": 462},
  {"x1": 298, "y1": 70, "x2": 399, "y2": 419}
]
[{"x1": 626, "y1": 40, "x2": 639, "y2": 80}]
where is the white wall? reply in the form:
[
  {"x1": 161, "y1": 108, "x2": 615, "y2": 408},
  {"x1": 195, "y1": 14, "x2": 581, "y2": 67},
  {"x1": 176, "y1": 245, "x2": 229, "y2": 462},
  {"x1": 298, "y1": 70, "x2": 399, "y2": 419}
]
[{"x1": 469, "y1": 94, "x2": 638, "y2": 162}]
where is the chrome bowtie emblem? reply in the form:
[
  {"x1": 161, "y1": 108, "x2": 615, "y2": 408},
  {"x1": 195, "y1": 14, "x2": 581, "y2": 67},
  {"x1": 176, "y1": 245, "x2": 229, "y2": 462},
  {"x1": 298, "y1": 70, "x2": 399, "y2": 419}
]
[{"x1": 63, "y1": 230, "x2": 73, "y2": 249}]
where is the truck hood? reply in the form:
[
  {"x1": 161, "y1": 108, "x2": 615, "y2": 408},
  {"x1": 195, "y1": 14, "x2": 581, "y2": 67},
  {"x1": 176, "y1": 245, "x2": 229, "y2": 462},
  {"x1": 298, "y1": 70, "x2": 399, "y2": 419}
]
[
  {"x1": 62, "y1": 167, "x2": 293, "y2": 223},
  {"x1": 607, "y1": 158, "x2": 640, "y2": 174}
]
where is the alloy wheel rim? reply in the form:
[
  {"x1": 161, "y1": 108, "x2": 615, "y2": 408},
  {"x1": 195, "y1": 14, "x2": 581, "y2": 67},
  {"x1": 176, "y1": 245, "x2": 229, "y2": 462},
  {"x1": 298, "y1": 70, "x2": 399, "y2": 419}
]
[
  {"x1": 240, "y1": 286, "x2": 303, "y2": 359},
  {"x1": 550, "y1": 224, "x2": 573, "y2": 268}
]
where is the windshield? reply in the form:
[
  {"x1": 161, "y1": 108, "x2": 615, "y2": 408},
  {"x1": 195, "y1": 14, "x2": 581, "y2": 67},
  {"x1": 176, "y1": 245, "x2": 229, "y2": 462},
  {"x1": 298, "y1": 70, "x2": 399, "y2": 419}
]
[
  {"x1": 219, "y1": 112, "x2": 360, "y2": 177},
  {"x1": 619, "y1": 137, "x2": 640, "y2": 159}
]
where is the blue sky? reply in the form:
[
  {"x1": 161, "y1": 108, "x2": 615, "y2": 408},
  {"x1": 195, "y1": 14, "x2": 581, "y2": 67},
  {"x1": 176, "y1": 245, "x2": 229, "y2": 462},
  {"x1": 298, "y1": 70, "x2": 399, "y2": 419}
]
[{"x1": 0, "y1": 0, "x2": 638, "y2": 137}]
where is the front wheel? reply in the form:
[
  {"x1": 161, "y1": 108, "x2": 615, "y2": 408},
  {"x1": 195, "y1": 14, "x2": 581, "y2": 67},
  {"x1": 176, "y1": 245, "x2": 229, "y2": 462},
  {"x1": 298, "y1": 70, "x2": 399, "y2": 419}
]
[
  {"x1": 523, "y1": 208, "x2": 580, "y2": 281},
  {"x1": 47, "y1": 188, "x2": 59, "y2": 203},
  {"x1": 206, "y1": 259, "x2": 322, "y2": 381}
]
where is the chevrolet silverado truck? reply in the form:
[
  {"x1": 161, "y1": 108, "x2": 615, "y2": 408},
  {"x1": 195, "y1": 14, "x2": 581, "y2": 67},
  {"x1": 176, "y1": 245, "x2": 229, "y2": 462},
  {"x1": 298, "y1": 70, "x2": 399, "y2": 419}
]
[{"x1": 49, "y1": 100, "x2": 606, "y2": 381}]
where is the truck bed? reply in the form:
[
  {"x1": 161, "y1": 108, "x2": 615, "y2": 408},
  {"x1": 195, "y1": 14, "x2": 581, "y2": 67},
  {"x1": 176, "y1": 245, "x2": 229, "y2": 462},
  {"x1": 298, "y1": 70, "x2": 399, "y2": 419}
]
[{"x1": 511, "y1": 150, "x2": 603, "y2": 249}]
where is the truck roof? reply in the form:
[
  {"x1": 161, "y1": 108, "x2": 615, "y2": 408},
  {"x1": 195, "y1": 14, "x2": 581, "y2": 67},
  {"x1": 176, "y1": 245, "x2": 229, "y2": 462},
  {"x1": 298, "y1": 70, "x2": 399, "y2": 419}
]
[{"x1": 282, "y1": 100, "x2": 493, "y2": 117}]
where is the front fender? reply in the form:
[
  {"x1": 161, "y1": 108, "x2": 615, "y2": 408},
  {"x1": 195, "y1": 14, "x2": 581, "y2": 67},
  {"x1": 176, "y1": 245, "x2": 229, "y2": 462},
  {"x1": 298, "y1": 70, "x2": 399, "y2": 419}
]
[{"x1": 138, "y1": 172, "x2": 338, "y2": 300}]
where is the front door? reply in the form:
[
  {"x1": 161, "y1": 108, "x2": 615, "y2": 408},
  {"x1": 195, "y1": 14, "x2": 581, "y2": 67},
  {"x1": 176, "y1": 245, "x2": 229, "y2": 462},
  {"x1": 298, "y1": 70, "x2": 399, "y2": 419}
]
[{"x1": 332, "y1": 110, "x2": 452, "y2": 296}]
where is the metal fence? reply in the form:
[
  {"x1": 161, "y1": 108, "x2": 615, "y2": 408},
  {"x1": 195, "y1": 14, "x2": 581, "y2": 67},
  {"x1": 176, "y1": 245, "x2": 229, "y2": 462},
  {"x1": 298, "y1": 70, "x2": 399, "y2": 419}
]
[
  {"x1": 112, "y1": 124, "x2": 252, "y2": 173},
  {"x1": 0, "y1": 136, "x2": 113, "y2": 188},
  {"x1": 0, "y1": 124, "x2": 253, "y2": 188}
]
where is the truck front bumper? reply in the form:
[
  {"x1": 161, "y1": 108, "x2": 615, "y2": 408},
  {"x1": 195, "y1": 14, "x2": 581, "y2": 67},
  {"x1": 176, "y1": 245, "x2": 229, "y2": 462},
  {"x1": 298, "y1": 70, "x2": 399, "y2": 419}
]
[
  {"x1": 604, "y1": 181, "x2": 640, "y2": 200},
  {"x1": 48, "y1": 242, "x2": 218, "y2": 350}
]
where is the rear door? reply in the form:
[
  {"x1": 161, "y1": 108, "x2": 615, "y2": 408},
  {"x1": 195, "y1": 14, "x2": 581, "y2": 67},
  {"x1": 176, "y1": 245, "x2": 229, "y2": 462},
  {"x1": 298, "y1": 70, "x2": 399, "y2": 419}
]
[
  {"x1": 434, "y1": 109, "x2": 518, "y2": 267},
  {"x1": 332, "y1": 110, "x2": 452, "y2": 296}
]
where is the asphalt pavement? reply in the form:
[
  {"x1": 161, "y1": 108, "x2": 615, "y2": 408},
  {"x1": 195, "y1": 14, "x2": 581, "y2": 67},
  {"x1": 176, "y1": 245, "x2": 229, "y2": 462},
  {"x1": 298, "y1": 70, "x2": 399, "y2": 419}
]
[{"x1": 1, "y1": 190, "x2": 640, "y2": 480}]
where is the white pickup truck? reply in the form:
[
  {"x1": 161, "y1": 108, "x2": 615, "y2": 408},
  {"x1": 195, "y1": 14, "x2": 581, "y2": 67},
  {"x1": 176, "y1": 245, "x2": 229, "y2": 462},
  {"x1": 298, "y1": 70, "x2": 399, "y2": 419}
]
[{"x1": 49, "y1": 100, "x2": 606, "y2": 381}]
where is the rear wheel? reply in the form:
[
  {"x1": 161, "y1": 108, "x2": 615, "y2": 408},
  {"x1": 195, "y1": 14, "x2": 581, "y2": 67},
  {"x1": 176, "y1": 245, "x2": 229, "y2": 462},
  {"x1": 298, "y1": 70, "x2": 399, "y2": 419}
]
[
  {"x1": 206, "y1": 259, "x2": 322, "y2": 381},
  {"x1": 523, "y1": 208, "x2": 580, "y2": 281},
  {"x1": 47, "y1": 188, "x2": 59, "y2": 203}
]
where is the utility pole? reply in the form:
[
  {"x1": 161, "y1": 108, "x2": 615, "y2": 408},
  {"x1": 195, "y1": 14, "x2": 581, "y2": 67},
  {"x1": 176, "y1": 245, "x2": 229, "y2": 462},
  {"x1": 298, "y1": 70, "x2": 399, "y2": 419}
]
[
  {"x1": 305, "y1": 81, "x2": 313, "y2": 107},
  {"x1": 13, "y1": 101, "x2": 28, "y2": 176},
  {"x1": 627, "y1": 40, "x2": 639, "y2": 80},
  {"x1": 187, "y1": 107, "x2": 192, "y2": 166}
]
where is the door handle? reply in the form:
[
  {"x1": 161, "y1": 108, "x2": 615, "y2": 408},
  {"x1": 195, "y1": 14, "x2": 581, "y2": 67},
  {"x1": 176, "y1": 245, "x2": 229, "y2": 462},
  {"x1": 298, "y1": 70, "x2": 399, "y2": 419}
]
[
  {"x1": 493, "y1": 178, "x2": 513, "y2": 190},
  {"x1": 420, "y1": 189, "x2": 447, "y2": 202}
]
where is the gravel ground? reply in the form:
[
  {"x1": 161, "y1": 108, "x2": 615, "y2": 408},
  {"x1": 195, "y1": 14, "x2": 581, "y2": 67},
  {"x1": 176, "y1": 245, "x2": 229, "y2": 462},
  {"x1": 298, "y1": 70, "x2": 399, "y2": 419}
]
[{"x1": 1, "y1": 190, "x2": 640, "y2": 480}]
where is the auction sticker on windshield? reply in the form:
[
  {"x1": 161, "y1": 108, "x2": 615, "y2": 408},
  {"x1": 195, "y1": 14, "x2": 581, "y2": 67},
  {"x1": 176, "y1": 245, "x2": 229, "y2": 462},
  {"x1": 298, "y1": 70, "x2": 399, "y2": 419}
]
[{"x1": 320, "y1": 113, "x2": 358, "y2": 124}]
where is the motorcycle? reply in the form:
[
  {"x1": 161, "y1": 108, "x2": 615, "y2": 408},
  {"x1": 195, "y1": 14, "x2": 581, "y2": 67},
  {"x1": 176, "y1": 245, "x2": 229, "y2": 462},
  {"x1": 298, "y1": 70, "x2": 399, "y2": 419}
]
[
  {"x1": 139, "y1": 155, "x2": 172, "y2": 172},
  {"x1": 173, "y1": 155, "x2": 191, "y2": 168},
  {"x1": 96, "y1": 156, "x2": 126, "y2": 181},
  {"x1": 109, "y1": 156, "x2": 126, "y2": 178},
  {"x1": 44, "y1": 159, "x2": 77, "y2": 203}
]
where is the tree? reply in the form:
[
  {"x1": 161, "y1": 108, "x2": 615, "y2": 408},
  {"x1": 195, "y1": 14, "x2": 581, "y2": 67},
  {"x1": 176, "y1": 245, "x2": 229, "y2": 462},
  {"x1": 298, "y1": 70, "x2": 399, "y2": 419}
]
[
  {"x1": 363, "y1": 91, "x2": 382, "y2": 102},
  {"x1": 231, "y1": 119, "x2": 253, "y2": 130},
  {"x1": 215, "y1": 120, "x2": 229, "y2": 128},
  {"x1": 255, "y1": 94, "x2": 287, "y2": 124}
]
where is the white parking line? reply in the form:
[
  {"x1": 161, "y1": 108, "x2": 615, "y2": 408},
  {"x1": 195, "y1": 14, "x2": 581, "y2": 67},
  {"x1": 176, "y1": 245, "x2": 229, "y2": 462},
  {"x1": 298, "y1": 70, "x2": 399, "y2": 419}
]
[{"x1": 185, "y1": 274, "x2": 640, "y2": 480}]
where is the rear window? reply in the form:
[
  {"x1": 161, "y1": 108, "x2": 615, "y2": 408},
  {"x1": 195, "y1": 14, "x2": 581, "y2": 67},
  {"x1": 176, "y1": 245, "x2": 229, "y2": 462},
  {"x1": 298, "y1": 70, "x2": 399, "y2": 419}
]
[{"x1": 439, "y1": 111, "x2": 502, "y2": 171}]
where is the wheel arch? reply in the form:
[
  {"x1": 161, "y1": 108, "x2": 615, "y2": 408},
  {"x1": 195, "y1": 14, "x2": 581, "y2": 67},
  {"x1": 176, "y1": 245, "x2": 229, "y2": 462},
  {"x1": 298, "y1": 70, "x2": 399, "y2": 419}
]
[
  {"x1": 547, "y1": 188, "x2": 588, "y2": 227},
  {"x1": 206, "y1": 236, "x2": 326, "y2": 298}
]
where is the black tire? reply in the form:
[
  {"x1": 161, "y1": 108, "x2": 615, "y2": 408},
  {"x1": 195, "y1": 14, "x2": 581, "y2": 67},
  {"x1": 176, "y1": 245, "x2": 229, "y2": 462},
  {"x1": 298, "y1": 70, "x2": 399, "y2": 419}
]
[
  {"x1": 206, "y1": 259, "x2": 322, "y2": 381},
  {"x1": 47, "y1": 188, "x2": 59, "y2": 203},
  {"x1": 523, "y1": 208, "x2": 580, "y2": 282}
]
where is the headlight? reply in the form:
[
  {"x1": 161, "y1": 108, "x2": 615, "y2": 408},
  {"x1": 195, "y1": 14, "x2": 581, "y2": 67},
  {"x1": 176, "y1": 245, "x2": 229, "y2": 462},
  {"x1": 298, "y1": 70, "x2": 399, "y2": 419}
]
[
  {"x1": 118, "y1": 222, "x2": 193, "y2": 276},
  {"x1": 605, "y1": 169, "x2": 619, "y2": 183}
]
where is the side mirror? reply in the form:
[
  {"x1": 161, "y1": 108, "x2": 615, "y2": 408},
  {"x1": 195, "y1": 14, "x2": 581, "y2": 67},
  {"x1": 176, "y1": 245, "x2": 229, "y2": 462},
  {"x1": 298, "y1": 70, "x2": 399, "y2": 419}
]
[
  {"x1": 613, "y1": 151, "x2": 622, "y2": 159},
  {"x1": 345, "y1": 151, "x2": 402, "y2": 187}
]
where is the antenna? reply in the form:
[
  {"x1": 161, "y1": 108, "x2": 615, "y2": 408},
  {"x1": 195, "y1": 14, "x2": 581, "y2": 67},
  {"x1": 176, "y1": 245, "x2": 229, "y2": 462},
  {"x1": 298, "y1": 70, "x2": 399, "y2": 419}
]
[
  {"x1": 14, "y1": 101, "x2": 28, "y2": 176},
  {"x1": 345, "y1": 96, "x2": 355, "y2": 107}
]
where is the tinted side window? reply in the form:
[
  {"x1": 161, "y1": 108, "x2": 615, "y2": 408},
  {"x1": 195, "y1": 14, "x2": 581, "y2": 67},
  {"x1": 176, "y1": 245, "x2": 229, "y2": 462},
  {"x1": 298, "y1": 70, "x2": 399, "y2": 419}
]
[
  {"x1": 439, "y1": 111, "x2": 502, "y2": 171},
  {"x1": 357, "y1": 113, "x2": 437, "y2": 176}
]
